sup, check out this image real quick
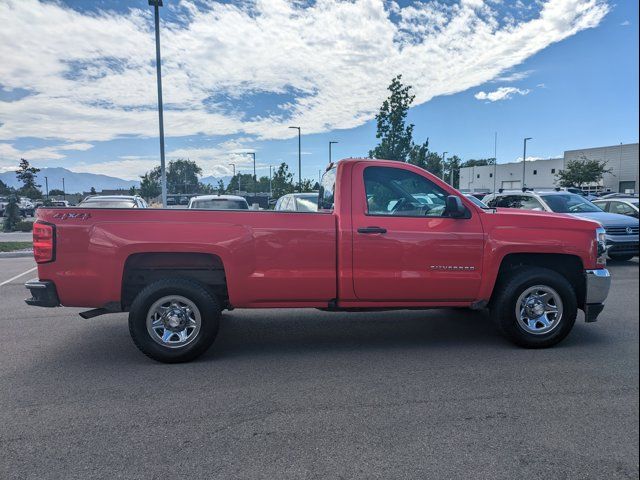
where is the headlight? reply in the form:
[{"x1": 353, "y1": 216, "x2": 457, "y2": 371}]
[{"x1": 596, "y1": 227, "x2": 607, "y2": 265}]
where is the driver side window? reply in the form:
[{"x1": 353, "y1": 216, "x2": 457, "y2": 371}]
[{"x1": 364, "y1": 166, "x2": 448, "y2": 217}]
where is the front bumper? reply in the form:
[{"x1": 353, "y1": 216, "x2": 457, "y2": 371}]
[
  {"x1": 606, "y1": 234, "x2": 639, "y2": 256},
  {"x1": 583, "y1": 269, "x2": 611, "y2": 323},
  {"x1": 24, "y1": 279, "x2": 60, "y2": 307}
]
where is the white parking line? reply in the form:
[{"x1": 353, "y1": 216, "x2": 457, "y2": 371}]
[{"x1": 0, "y1": 267, "x2": 37, "y2": 288}]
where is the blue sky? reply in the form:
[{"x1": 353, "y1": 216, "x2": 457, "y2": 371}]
[{"x1": 0, "y1": 0, "x2": 637, "y2": 182}]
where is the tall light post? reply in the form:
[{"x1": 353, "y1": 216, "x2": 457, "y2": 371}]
[
  {"x1": 329, "y1": 141, "x2": 338, "y2": 164},
  {"x1": 268, "y1": 165, "x2": 273, "y2": 202},
  {"x1": 289, "y1": 126, "x2": 301, "y2": 191},
  {"x1": 493, "y1": 132, "x2": 498, "y2": 194},
  {"x1": 149, "y1": 0, "x2": 167, "y2": 207},
  {"x1": 522, "y1": 137, "x2": 532, "y2": 189},
  {"x1": 62, "y1": 178, "x2": 66, "y2": 201},
  {"x1": 44, "y1": 176, "x2": 49, "y2": 199},
  {"x1": 441, "y1": 152, "x2": 448, "y2": 181}
]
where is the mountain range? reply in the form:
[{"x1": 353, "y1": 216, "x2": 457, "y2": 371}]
[{"x1": 1, "y1": 167, "x2": 231, "y2": 194}]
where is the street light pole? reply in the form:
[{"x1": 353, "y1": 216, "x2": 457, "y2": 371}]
[
  {"x1": 149, "y1": 0, "x2": 167, "y2": 207},
  {"x1": 329, "y1": 141, "x2": 338, "y2": 164},
  {"x1": 441, "y1": 152, "x2": 448, "y2": 181},
  {"x1": 44, "y1": 176, "x2": 49, "y2": 199},
  {"x1": 289, "y1": 126, "x2": 301, "y2": 191},
  {"x1": 268, "y1": 165, "x2": 273, "y2": 203},
  {"x1": 62, "y1": 178, "x2": 66, "y2": 201},
  {"x1": 523, "y1": 137, "x2": 532, "y2": 189},
  {"x1": 493, "y1": 132, "x2": 498, "y2": 194}
]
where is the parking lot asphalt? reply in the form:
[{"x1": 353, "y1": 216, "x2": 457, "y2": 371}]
[{"x1": 0, "y1": 257, "x2": 638, "y2": 480}]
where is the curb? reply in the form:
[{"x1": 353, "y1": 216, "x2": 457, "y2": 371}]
[{"x1": 0, "y1": 250, "x2": 33, "y2": 258}]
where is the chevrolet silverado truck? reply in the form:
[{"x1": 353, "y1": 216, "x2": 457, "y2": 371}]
[{"x1": 25, "y1": 159, "x2": 611, "y2": 363}]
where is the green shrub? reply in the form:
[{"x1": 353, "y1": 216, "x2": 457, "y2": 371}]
[{"x1": 15, "y1": 220, "x2": 33, "y2": 232}]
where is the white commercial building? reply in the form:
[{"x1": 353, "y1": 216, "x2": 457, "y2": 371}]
[{"x1": 460, "y1": 142, "x2": 639, "y2": 194}]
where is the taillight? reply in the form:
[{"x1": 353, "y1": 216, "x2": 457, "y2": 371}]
[{"x1": 33, "y1": 222, "x2": 55, "y2": 263}]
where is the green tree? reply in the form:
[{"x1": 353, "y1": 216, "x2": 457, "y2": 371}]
[
  {"x1": 197, "y1": 182, "x2": 215, "y2": 194},
  {"x1": 216, "y1": 179, "x2": 225, "y2": 194},
  {"x1": 299, "y1": 179, "x2": 315, "y2": 192},
  {"x1": 48, "y1": 188, "x2": 65, "y2": 197},
  {"x1": 90, "y1": 186, "x2": 97, "y2": 195},
  {"x1": 166, "y1": 159, "x2": 202, "y2": 194},
  {"x1": 128, "y1": 186, "x2": 137, "y2": 196},
  {"x1": 139, "y1": 169, "x2": 161, "y2": 200},
  {"x1": 2, "y1": 194, "x2": 21, "y2": 232},
  {"x1": 271, "y1": 162, "x2": 295, "y2": 199},
  {"x1": 369, "y1": 75, "x2": 415, "y2": 162},
  {"x1": 15, "y1": 158, "x2": 42, "y2": 199},
  {"x1": 556, "y1": 156, "x2": 612, "y2": 188},
  {"x1": 461, "y1": 158, "x2": 496, "y2": 168},
  {"x1": 444, "y1": 155, "x2": 462, "y2": 188}
]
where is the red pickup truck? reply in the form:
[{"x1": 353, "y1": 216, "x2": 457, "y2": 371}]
[{"x1": 26, "y1": 159, "x2": 611, "y2": 362}]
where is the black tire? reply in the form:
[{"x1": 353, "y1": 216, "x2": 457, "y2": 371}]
[
  {"x1": 128, "y1": 278, "x2": 221, "y2": 363},
  {"x1": 608, "y1": 253, "x2": 635, "y2": 261},
  {"x1": 490, "y1": 267, "x2": 577, "y2": 348}
]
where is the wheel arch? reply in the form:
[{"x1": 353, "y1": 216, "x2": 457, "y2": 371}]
[
  {"x1": 490, "y1": 253, "x2": 586, "y2": 308},
  {"x1": 121, "y1": 252, "x2": 229, "y2": 311}
]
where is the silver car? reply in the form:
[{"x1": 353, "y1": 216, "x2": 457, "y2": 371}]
[{"x1": 484, "y1": 190, "x2": 639, "y2": 261}]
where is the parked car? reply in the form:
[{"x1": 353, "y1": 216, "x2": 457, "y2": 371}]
[
  {"x1": 600, "y1": 192, "x2": 639, "y2": 199},
  {"x1": 77, "y1": 195, "x2": 148, "y2": 209},
  {"x1": 0, "y1": 196, "x2": 33, "y2": 217},
  {"x1": 593, "y1": 198, "x2": 639, "y2": 219},
  {"x1": 26, "y1": 158, "x2": 611, "y2": 362},
  {"x1": 19, "y1": 197, "x2": 35, "y2": 216},
  {"x1": 166, "y1": 197, "x2": 176, "y2": 206},
  {"x1": 178, "y1": 196, "x2": 190, "y2": 206},
  {"x1": 188, "y1": 195, "x2": 249, "y2": 210},
  {"x1": 274, "y1": 193, "x2": 318, "y2": 212},
  {"x1": 49, "y1": 200, "x2": 69, "y2": 207},
  {"x1": 483, "y1": 190, "x2": 639, "y2": 261}
]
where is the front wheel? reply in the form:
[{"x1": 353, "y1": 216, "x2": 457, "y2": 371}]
[
  {"x1": 128, "y1": 278, "x2": 221, "y2": 363},
  {"x1": 491, "y1": 267, "x2": 577, "y2": 348}
]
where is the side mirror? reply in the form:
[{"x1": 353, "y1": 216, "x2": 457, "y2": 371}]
[{"x1": 445, "y1": 195, "x2": 467, "y2": 218}]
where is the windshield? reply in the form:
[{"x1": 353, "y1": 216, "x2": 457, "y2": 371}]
[
  {"x1": 540, "y1": 193, "x2": 601, "y2": 213},
  {"x1": 80, "y1": 200, "x2": 136, "y2": 208},
  {"x1": 190, "y1": 199, "x2": 248, "y2": 210}
]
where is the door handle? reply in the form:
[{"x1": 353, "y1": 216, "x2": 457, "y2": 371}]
[{"x1": 357, "y1": 226, "x2": 387, "y2": 234}]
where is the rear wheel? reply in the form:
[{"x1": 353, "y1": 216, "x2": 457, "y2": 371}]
[
  {"x1": 608, "y1": 253, "x2": 635, "y2": 261},
  {"x1": 491, "y1": 267, "x2": 577, "y2": 348},
  {"x1": 128, "y1": 278, "x2": 220, "y2": 363}
]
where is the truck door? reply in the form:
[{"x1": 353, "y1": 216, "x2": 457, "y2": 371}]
[{"x1": 351, "y1": 164, "x2": 484, "y2": 302}]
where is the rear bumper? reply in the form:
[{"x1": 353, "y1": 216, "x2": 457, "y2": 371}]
[
  {"x1": 24, "y1": 279, "x2": 60, "y2": 307},
  {"x1": 583, "y1": 269, "x2": 611, "y2": 323}
]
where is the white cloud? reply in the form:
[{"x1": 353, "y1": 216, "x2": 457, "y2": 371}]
[
  {"x1": 475, "y1": 86, "x2": 531, "y2": 101},
  {"x1": 0, "y1": 141, "x2": 93, "y2": 170},
  {"x1": 620, "y1": 20, "x2": 630, "y2": 26},
  {"x1": 494, "y1": 70, "x2": 534, "y2": 82},
  {"x1": 0, "y1": 0, "x2": 609, "y2": 146}
]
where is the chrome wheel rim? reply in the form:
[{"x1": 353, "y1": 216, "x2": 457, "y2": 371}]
[
  {"x1": 515, "y1": 285, "x2": 563, "y2": 335},
  {"x1": 146, "y1": 295, "x2": 201, "y2": 349}
]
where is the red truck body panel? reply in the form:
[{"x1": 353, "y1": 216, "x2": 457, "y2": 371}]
[{"x1": 33, "y1": 159, "x2": 601, "y2": 311}]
